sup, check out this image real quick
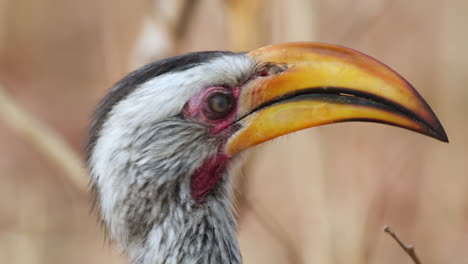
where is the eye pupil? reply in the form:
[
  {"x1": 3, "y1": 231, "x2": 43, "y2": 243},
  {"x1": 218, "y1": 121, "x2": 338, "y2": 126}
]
[
  {"x1": 211, "y1": 95, "x2": 229, "y2": 112},
  {"x1": 206, "y1": 92, "x2": 234, "y2": 119}
]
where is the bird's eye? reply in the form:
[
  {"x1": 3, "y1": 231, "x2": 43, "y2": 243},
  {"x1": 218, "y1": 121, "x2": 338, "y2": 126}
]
[{"x1": 204, "y1": 91, "x2": 235, "y2": 120}]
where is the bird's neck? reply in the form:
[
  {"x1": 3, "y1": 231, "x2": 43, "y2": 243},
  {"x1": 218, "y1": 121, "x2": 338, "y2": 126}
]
[
  {"x1": 129, "y1": 178, "x2": 242, "y2": 264},
  {"x1": 91, "y1": 119, "x2": 244, "y2": 263}
]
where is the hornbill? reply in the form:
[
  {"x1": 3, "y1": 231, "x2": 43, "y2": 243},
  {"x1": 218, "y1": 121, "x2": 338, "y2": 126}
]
[{"x1": 87, "y1": 42, "x2": 447, "y2": 264}]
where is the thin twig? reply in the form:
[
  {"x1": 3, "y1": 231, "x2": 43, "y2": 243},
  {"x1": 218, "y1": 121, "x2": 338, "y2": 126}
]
[
  {"x1": 384, "y1": 225, "x2": 422, "y2": 264},
  {"x1": 0, "y1": 85, "x2": 88, "y2": 192}
]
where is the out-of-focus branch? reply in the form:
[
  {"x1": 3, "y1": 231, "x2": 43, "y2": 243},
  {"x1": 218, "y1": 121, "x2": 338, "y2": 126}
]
[
  {"x1": 226, "y1": 0, "x2": 264, "y2": 51},
  {"x1": 173, "y1": 0, "x2": 198, "y2": 43},
  {"x1": 0, "y1": 85, "x2": 88, "y2": 192},
  {"x1": 384, "y1": 225, "x2": 422, "y2": 264}
]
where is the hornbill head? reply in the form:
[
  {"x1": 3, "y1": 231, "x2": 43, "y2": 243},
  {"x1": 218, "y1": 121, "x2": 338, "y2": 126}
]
[{"x1": 87, "y1": 43, "x2": 447, "y2": 264}]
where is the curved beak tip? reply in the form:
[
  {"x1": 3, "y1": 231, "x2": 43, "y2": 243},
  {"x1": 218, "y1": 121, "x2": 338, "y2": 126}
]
[{"x1": 430, "y1": 120, "x2": 449, "y2": 143}]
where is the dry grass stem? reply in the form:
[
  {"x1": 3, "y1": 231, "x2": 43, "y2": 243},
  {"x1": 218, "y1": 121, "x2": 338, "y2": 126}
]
[
  {"x1": 384, "y1": 225, "x2": 422, "y2": 264},
  {"x1": 0, "y1": 85, "x2": 88, "y2": 192}
]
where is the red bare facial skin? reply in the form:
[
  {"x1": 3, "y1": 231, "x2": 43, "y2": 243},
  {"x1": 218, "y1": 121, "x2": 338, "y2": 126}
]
[
  {"x1": 190, "y1": 153, "x2": 230, "y2": 203},
  {"x1": 183, "y1": 86, "x2": 240, "y2": 135},
  {"x1": 183, "y1": 86, "x2": 239, "y2": 203}
]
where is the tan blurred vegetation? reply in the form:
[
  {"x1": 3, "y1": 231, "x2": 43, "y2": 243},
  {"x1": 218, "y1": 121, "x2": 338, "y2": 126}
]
[{"x1": 0, "y1": 0, "x2": 467, "y2": 263}]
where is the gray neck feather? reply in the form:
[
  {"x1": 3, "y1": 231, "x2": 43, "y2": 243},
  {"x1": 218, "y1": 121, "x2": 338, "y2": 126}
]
[
  {"x1": 91, "y1": 118, "x2": 242, "y2": 264},
  {"x1": 133, "y1": 180, "x2": 241, "y2": 264}
]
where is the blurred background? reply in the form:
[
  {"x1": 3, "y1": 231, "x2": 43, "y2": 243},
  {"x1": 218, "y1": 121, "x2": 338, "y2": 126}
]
[{"x1": 0, "y1": 0, "x2": 466, "y2": 263}]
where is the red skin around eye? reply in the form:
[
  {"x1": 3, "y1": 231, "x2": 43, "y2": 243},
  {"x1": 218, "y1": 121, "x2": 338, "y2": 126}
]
[
  {"x1": 183, "y1": 86, "x2": 239, "y2": 135},
  {"x1": 184, "y1": 86, "x2": 239, "y2": 203}
]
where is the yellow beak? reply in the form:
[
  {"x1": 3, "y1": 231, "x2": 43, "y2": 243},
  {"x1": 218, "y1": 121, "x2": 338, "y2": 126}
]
[{"x1": 225, "y1": 42, "x2": 448, "y2": 155}]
